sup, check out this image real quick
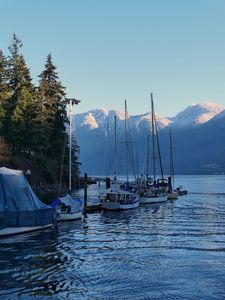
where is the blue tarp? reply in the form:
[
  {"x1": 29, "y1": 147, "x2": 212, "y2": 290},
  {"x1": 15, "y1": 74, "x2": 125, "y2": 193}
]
[
  {"x1": 0, "y1": 167, "x2": 54, "y2": 229},
  {"x1": 50, "y1": 194, "x2": 84, "y2": 213}
]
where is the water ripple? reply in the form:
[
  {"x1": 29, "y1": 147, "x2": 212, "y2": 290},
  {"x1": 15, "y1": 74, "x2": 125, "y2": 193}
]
[{"x1": 1, "y1": 189, "x2": 225, "y2": 299}]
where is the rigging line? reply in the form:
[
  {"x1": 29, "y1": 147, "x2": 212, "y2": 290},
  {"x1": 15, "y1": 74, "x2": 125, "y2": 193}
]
[
  {"x1": 125, "y1": 99, "x2": 129, "y2": 184},
  {"x1": 136, "y1": 152, "x2": 139, "y2": 178},
  {"x1": 107, "y1": 133, "x2": 114, "y2": 176},
  {"x1": 127, "y1": 122, "x2": 137, "y2": 179},
  {"x1": 125, "y1": 99, "x2": 137, "y2": 180},
  {"x1": 151, "y1": 93, "x2": 156, "y2": 182},
  {"x1": 146, "y1": 134, "x2": 150, "y2": 178},
  {"x1": 170, "y1": 129, "x2": 175, "y2": 187},
  {"x1": 114, "y1": 115, "x2": 118, "y2": 188},
  {"x1": 103, "y1": 116, "x2": 110, "y2": 176},
  {"x1": 151, "y1": 92, "x2": 164, "y2": 181},
  {"x1": 58, "y1": 132, "x2": 67, "y2": 197},
  {"x1": 154, "y1": 109, "x2": 164, "y2": 180}
]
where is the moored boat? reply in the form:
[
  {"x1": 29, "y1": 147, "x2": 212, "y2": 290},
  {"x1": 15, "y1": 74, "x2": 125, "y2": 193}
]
[
  {"x1": 51, "y1": 98, "x2": 84, "y2": 222},
  {"x1": 139, "y1": 187, "x2": 167, "y2": 204},
  {"x1": 0, "y1": 167, "x2": 54, "y2": 238},
  {"x1": 102, "y1": 188, "x2": 139, "y2": 210},
  {"x1": 138, "y1": 93, "x2": 168, "y2": 204},
  {"x1": 175, "y1": 185, "x2": 188, "y2": 196},
  {"x1": 102, "y1": 113, "x2": 139, "y2": 211},
  {"x1": 0, "y1": 224, "x2": 52, "y2": 237},
  {"x1": 50, "y1": 194, "x2": 83, "y2": 221}
]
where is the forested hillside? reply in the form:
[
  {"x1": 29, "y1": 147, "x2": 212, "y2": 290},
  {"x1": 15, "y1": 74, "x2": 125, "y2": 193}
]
[{"x1": 0, "y1": 34, "x2": 80, "y2": 192}]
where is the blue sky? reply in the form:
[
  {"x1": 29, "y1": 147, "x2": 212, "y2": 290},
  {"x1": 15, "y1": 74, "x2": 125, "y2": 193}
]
[{"x1": 1, "y1": 0, "x2": 225, "y2": 116}]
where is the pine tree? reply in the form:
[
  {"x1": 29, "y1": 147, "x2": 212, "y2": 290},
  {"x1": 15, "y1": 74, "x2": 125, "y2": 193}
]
[
  {"x1": 8, "y1": 34, "x2": 33, "y2": 91},
  {"x1": 0, "y1": 50, "x2": 10, "y2": 133},
  {"x1": 71, "y1": 135, "x2": 81, "y2": 187},
  {"x1": 0, "y1": 51, "x2": 11, "y2": 161},
  {"x1": 38, "y1": 54, "x2": 68, "y2": 161},
  {"x1": 3, "y1": 34, "x2": 36, "y2": 154},
  {"x1": 32, "y1": 89, "x2": 52, "y2": 165},
  {"x1": 0, "y1": 35, "x2": 81, "y2": 187},
  {"x1": 10, "y1": 87, "x2": 37, "y2": 155}
]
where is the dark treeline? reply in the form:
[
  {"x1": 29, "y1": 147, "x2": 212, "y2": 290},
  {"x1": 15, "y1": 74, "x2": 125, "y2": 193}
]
[{"x1": 0, "y1": 34, "x2": 80, "y2": 190}]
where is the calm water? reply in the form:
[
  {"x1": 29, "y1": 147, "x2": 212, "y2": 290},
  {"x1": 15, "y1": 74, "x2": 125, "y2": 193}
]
[{"x1": 1, "y1": 175, "x2": 225, "y2": 299}]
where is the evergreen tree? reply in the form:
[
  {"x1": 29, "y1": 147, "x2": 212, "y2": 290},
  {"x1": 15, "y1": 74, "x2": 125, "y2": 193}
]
[
  {"x1": 0, "y1": 50, "x2": 9, "y2": 133},
  {"x1": 10, "y1": 87, "x2": 37, "y2": 155},
  {"x1": 71, "y1": 135, "x2": 81, "y2": 187},
  {"x1": 38, "y1": 54, "x2": 68, "y2": 161},
  {"x1": 8, "y1": 34, "x2": 33, "y2": 91},
  {"x1": 32, "y1": 89, "x2": 52, "y2": 164},
  {"x1": 0, "y1": 35, "x2": 81, "y2": 187},
  {"x1": 3, "y1": 34, "x2": 36, "y2": 153}
]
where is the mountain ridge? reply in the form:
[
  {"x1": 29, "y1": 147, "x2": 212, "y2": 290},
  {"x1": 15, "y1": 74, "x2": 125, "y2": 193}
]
[
  {"x1": 74, "y1": 101, "x2": 225, "y2": 175},
  {"x1": 75, "y1": 102, "x2": 225, "y2": 131}
]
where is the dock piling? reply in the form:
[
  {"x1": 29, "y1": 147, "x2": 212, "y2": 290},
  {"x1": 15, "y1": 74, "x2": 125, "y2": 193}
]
[
  {"x1": 84, "y1": 173, "x2": 88, "y2": 210},
  {"x1": 106, "y1": 177, "x2": 110, "y2": 189}
]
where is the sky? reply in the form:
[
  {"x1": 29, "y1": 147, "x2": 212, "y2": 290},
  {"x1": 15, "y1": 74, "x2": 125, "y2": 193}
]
[{"x1": 1, "y1": 0, "x2": 225, "y2": 117}]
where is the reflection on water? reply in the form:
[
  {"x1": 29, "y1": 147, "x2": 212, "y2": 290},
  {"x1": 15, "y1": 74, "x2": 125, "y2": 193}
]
[{"x1": 1, "y1": 176, "x2": 225, "y2": 299}]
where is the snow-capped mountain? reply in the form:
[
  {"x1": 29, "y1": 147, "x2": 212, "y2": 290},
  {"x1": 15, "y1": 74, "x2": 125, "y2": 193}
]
[
  {"x1": 74, "y1": 102, "x2": 225, "y2": 175},
  {"x1": 130, "y1": 113, "x2": 172, "y2": 131},
  {"x1": 75, "y1": 108, "x2": 125, "y2": 131},
  {"x1": 170, "y1": 102, "x2": 225, "y2": 127},
  {"x1": 75, "y1": 102, "x2": 225, "y2": 131},
  {"x1": 75, "y1": 108, "x2": 172, "y2": 132}
]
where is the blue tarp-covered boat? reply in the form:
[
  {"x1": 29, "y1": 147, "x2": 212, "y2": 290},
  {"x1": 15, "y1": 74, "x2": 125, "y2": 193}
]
[
  {"x1": 0, "y1": 167, "x2": 54, "y2": 237},
  {"x1": 50, "y1": 194, "x2": 83, "y2": 221}
]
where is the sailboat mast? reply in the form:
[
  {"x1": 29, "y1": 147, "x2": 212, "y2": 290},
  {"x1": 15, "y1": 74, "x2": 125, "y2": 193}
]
[
  {"x1": 151, "y1": 93, "x2": 156, "y2": 183},
  {"x1": 125, "y1": 99, "x2": 129, "y2": 185},
  {"x1": 170, "y1": 129, "x2": 175, "y2": 187},
  {"x1": 146, "y1": 134, "x2": 150, "y2": 178},
  {"x1": 104, "y1": 117, "x2": 110, "y2": 177},
  {"x1": 154, "y1": 100, "x2": 164, "y2": 181},
  {"x1": 114, "y1": 115, "x2": 118, "y2": 189},
  {"x1": 67, "y1": 97, "x2": 81, "y2": 193},
  {"x1": 136, "y1": 152, "x2": 139, "y2": 178},
  {"x1": 69, "y1": 99, "x2": 72, "y2": 192}
]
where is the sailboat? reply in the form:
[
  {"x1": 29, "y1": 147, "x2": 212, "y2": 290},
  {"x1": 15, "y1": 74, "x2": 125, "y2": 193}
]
[
  {"x1": 167, "y1": 129, "x2": 178, "y2": 200},
  {"x1": 120, "y1": 99, "x2": 138, "y2": 192},
  {"x1": 139, "y1": 93, "x2": 167, "y2": 204},
  {"x1": 102, "y1": 115, "x2": 139, "y2": 210},
  {"x1": 50, "y1": 98, "x2": 84, "y2": 221}
]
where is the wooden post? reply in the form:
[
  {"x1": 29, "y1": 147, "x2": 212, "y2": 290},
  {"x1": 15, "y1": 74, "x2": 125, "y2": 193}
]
[
  {"x1": 84, "y1": 173, "x2": 88, "y2": 210},
  {"x1": 168, "y1": 176, "x2": 172, "y2": 192},
  {"x1": 106, "y1": 177, "x2": 110, "y2": 189}
]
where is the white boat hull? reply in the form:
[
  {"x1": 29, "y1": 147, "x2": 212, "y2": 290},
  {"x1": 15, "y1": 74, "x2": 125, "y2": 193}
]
[
  {"x1": 167, "y1": 191, "x2": 178, "y2": 200},
  {"x1": 102, "y1": 199, "x2": 139, "y2": 211},
  {"x1": 0, "y1": 224, "x2": 52, "y2": 238},
  {"x1": 119, "y1": 199, "x2": 139, "y2": 210},
  {"x1": 102, "y1": 200, "x2": 120, "y2": 210},
  {"x1": 139, "y1": 194, "x2": 167, "y2": 204},
  {"x1": 57, "y1": 210, "x2": 83, "y2": 221}
]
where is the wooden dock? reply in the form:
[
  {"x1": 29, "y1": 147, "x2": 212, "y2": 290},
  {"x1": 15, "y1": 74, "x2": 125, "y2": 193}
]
[{"x1": 85, "y1": 203, "x2": 102, "y2": 212}]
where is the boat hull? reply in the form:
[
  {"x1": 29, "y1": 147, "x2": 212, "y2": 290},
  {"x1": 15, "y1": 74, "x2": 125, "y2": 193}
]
[
  {"x1": 102, "y1": 199, "x2": 139, "y2": 211},
  {"x1": 139, "y1": 195, "x2": 167, "y2": 204},
  {"x1": 0, "y1": 224, "x2": 52, "y2": 238},
  {"x1": 57, "y1": 210, "x2": 83, "y2": 221},
  {"x1": 167, "y1": 191, "x2": 178, "y2": 200},
  {"x1": 119, "y1": 199, "x2": 139, "y2": 210}
]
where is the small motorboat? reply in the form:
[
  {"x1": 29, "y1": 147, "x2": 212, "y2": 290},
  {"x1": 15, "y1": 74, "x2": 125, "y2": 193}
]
[{"x1": 50, "y1": 194, "x2": 83, "y2": 221}]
